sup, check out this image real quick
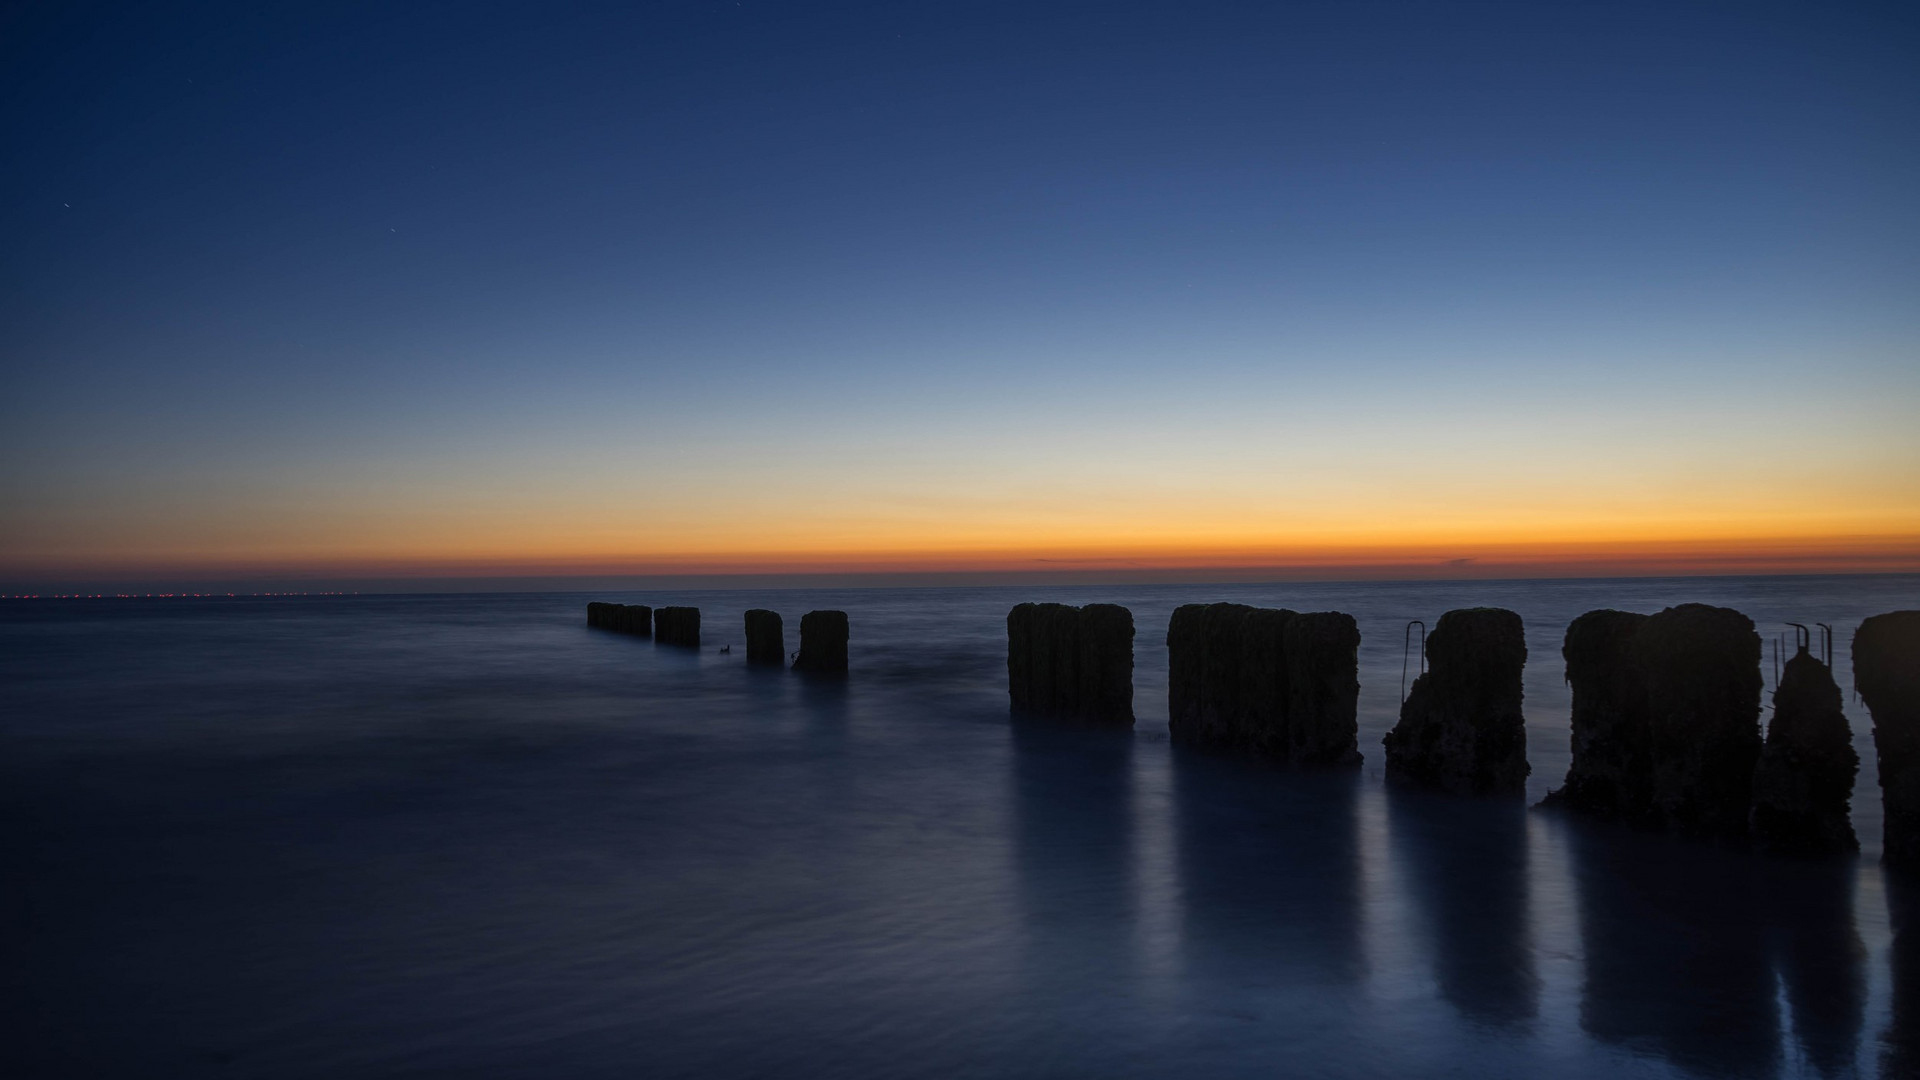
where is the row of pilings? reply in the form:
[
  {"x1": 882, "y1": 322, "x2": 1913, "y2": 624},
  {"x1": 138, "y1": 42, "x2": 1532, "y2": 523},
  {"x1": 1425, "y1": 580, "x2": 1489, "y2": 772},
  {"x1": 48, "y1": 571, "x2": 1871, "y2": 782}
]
[
  {"x1": 1004, "y1": 601, "x2": 1920, "y2": 871},
  {"x1": 587, "y1": 602, "x2": 849, "y2": 673}
]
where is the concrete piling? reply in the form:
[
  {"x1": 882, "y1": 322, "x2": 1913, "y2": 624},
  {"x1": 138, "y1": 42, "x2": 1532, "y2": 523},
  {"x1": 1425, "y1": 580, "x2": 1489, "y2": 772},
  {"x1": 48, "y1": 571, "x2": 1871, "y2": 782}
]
[
  {"x1": 1857, "y1": 611, "x2": 1920, "y2": 871},
  {"x1": 1007, "y1": 602, "x2": 1134, "y2": 724},
  {"x1": 1382, "y1": 607, "x2": 1529, "y2": 795},
  {"x1": 1076, "y1": 602, "x2": 1136, "y2": 724},
  {"x1": 1544, "y1": 610, "x2": 1652, "y2": 821},
  {"x1": 1283, "y1": 612, "x2": 1363, "y2": 767},
  {"x1": 744, "y1": 609, "x2": 784, "y2": 666},
  {"x1": 1236, "y1": 606, "x2": 1291, "y2": 758},
  {"x1": 1634, "y1": 603, "x2": 1763, "y2": 842},
  {"x1": 1548, "y1": 603, "x2": 1866, "y2": 857},
  {"x1": 586, "y1": 601, "x2": 651, "y2": 637},
  {"x1": 1169, "y1": 603, "x2": 1280, "y2": 750},
  {"x1": 793, "y1": 609, "x2": 849, "y2": 674},
  {"x1": 1166, "y1": 602, "x2": 1359, "y2": 765},
  {"x1": 654, "y1": 606, "x2": 701, "y2": 648},
  {"x1": 1749, "y1": 645, "x2": 1859, "y2": 856}
]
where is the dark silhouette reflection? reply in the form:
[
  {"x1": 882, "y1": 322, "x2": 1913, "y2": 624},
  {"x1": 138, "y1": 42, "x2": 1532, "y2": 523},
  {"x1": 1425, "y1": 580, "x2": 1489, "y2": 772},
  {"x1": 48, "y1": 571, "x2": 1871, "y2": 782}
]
[
  {"x1": 797, "y1": 671, "x2": 850, "y2": 725},
  {"x1": 1887, "y1": 873, "x2": 1920, "y2": 1079},
  {"x1": 1386, "y1": 788, "x2": 1538, "y2": 1029},
  {"x1": 1009, "y1": 721, "x2": 1137, "y2": 984},
  {"x1": 1759, "y1": 860, "x2": 1864, "y2": 1079},
  {"x1": 1170, "y1": 750, "x2": 1363, "y2": 987},
  {"x1": 1567, "y1": 822, "x2": 1779, "y2": 1078}
]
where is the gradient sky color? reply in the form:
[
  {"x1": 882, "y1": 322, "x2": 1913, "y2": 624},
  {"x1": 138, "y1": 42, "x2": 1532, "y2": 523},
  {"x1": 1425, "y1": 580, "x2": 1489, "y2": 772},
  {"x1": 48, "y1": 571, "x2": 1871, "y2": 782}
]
[{"x1": 3, "y1": 1, "x2": 1917, "y2": 587}]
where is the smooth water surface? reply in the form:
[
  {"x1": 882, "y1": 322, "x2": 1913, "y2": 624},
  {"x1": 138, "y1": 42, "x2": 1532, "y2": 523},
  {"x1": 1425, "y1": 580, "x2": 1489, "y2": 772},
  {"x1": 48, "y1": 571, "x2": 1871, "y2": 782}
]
[{"x1": 5, "y1": 576, "x2": 1919, "y2": 1078}]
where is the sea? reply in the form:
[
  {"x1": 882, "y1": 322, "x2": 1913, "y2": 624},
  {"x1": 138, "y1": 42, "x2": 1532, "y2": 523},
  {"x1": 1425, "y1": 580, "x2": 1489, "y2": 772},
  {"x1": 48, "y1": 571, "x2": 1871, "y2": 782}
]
[{"x1": 5, "y1": 575, "x2": 1918, "y2": 1079}]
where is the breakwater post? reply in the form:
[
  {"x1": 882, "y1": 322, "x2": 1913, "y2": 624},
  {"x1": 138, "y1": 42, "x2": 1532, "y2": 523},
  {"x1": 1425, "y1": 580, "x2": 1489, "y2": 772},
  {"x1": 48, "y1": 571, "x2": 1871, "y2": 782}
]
[
  {"x1": 1382, "y1": 607, "x2": 1528, "y2": 795},
  {"x1": 586, "y1": 601, "x2": 652, "y2": 636},
  {"x1": 1007, "y1": 602, "x2": 1134, "y2": 724},
  {"x1": 793, "y1": 610, "x2": 849, "y2": 674},
  {"x1": 654, "y1": 606, "x2": 701, "y2": 648},
  {"x1": 1548, "y1": 604, "x2": 1847, "y2": 853},
  {"x1": 1543, "y1": 610, "x2": 1652, "y2": 820},
  {"x1": 1857, "y1": 611, "x2": 1920, "y2": 871},
  {"x1": 1750, "y1": 641, "x2": 1859, "y2": 856},
  {"x1": 1167, "y1": 602, "x2": 1260, "y2": 748},
  {"x1": 1285, "y1": 612, "x2": 1363, "y2": 765},
  {"x1": 745, "y1": 609, "x2": 784, "y2": 665},
  {"x1": 1634, "y1": 603, "x2": 1762, "y2": 842},
  {"x1": 1165, "y1": 602, "x2": 1359, "y2": 764}
]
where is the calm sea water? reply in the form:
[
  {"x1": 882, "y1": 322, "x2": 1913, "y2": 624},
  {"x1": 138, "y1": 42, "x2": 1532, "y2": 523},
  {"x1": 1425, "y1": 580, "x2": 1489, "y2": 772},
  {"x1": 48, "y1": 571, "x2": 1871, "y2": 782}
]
[{"x1": 5, "y1": 576, "x2": 1919, "y2": 1079}]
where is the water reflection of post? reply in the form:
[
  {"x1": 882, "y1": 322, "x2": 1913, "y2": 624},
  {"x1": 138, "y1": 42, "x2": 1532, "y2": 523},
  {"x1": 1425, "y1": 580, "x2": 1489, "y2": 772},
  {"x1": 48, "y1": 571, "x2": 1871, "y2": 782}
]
[
  {"x1": 797, "y1": 668, "x2": 851, "y2": 733},
  {"x1": 1384, "y1": 787, "x2": 1538, "y2": 1029},
  {"x1": 1010, "y1": 721, "x2": 1137, "y2": 993},
  {"x1": 1567, "y1": 823, "x2": 1779, "y2": 1078},
  {"x1": 1170, "y1": 750, "x2": 1363, "y2": 991},
  {"x1": 1760, "y1": 861, "x2": 1864, "y2": 1080},
  {"x1": 1886, "y1": 873, "x2": 1920, "y2": 1079}
]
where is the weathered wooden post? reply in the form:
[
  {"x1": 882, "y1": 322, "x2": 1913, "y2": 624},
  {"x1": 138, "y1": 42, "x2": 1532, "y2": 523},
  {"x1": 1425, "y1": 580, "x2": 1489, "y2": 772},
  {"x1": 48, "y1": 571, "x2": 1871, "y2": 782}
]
[
  {"x1": 1383, "y1": 607, "x2": 1529, "y2": 795},
  {"x1": 586, "y1": 602, "x2": 651, "y2": 637},
  {"x1": 655, "y1": 606, "x2": 700, "y2": 648},
  {"x1": 744, "y1": 609, "x2": 784, "y2": 666},
  {"x1": 1857, "y1": 611, "x2": 1920, "y2": 871},
  {"x1": 1076, "y1": 603, "x2": 1135, "y2": 724},
  {"x1": 1166, "y1": 603, "x2": 1211, "y2": 744},
  {"x1": 1167, "y1": 602, "x2": 1357, "y2": 765},
  {"x1": 1168, "y1": 602, "x2": 1267, "y2": 749},
  {"x1": 793, "y1": 609, "x2": 849, "y2": 673},
  {"x1": 621, "y1": 604, "x2": 652, "y2": 636},
  {"x1": 1007, "y1": 602, "x2": 1133, "y2": 724},
  {"x1": 1544, "y1": 609, "x2": 1652, "y2": 820},
  {"x1": 1750, "y1": 644, "x2": 1859, "y2": 855},
  {"x1": 1634, "y1": 603, "x2": 1762, "y2": 842},
  {"x1": 1284, "y1": 611, "x2": 1362, "y2": 767},
  {"x1": 1237, "y1": 606, "x2": 1292, "y2": 757}
]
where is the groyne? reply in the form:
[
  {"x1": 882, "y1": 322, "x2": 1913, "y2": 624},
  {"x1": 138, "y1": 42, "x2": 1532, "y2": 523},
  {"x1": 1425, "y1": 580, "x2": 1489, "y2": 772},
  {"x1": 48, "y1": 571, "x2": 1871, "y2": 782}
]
[
  {"x1": 1542, "y1": 609, "x2": 1651, "y2": 821},
  {"x1": 1007, "y1": 602, "x2": 1134, "y2": 724},
  {"x1": 1382, "y1": 607, "x2": 1529, "y2": 795},
  {"x1": 793, "y1": 610, "x2": 850, "y2": 674},
  {"x1": 586, "y1": 602, "x2": 651, "y2": 636},
  {"x1": 655, "y1": 606, "x2": 701, "y2": 648},
  {"x1": 1750, "y1": 643, "x2": 1859, "y2": 855},
  {"x1": 745, "y1": 609, "x2": 784, "y2": 666},
  {"x1": 1858, "y1": 611, "x2": 1920, "y2": 871},
  {"x1": 1165, "y1": 603, "x2": 1358, "y2": 765},
  {"x1": 580, "y1": 592, "x2": 1913, "y2": 868}
]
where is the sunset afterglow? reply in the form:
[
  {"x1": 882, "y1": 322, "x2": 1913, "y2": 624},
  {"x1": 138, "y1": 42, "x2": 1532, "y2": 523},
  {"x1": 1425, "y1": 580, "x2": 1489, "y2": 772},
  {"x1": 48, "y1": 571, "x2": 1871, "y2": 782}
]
[{"x1": 3, "y1": 2, "x2": 1915, "y2": 589}]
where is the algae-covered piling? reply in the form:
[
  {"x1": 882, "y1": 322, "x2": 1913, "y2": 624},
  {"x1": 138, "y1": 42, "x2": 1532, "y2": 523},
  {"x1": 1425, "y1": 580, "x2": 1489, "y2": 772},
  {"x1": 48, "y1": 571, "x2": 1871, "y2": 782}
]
[
  {"x1": 1634, "y1": 603, "x2": 1762, "y2": 842},
  {"x1": 1750, "y1": 646, "x2": 1859, "y2": 856},
  {"x1": 1166, "y1": 602, "x2": 1359, "y2": 765},
  {"x1": 1858, "y1": 611, "x2": 1920, "y2": 871},
  {"x1": 744, "y1": 609, "x2": 784, "y2": 666},
  {"x1": 1544, "y1": 609, "x2": 1651, "y2": 820},
  {"x1": 1383, "y1": 607, "x2": 1529, "y2": 795},
  {"x1": 587, "y1": 602, "x2": 652, "y2": 637},
  {"x1": 1007, "y1": 602, "x2": 1134, "y2": 724},
  {"x1": 655, "y1": 606, "x2": 701, "y2": 648},
  {"x1": 793, "y1": 610, "x2": 850, "y2": 674}
]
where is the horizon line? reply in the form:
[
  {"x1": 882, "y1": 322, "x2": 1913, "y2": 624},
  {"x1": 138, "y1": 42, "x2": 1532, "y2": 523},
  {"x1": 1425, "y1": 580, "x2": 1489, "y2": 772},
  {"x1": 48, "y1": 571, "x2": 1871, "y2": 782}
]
[{"x1": 8, "y1": 560, "x2": 1920, "y2": 597}]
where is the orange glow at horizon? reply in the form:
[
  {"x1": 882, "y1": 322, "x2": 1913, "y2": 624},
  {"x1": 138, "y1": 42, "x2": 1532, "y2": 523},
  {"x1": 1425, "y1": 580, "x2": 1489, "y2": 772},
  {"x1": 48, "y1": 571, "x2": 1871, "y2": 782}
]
[
  {"x1": 7, "y1": 386, "x2": 1916, "y2": 583},
  {"x1": 11, "y1": 527, "x2": 1919, "y2": 581}
]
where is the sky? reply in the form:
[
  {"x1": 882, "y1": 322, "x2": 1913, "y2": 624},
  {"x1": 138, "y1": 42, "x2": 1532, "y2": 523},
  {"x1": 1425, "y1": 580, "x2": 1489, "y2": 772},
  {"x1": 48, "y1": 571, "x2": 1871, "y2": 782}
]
[{"x1": 3, "y1": 0, "x2": 1917, "y2": 589}]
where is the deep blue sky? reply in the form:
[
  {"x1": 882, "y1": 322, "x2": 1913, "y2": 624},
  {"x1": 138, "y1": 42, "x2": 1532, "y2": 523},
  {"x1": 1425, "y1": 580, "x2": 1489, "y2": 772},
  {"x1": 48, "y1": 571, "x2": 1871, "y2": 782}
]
[{"x1": 3, "y1": 1, "x2": 1916, "y2": 582}]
